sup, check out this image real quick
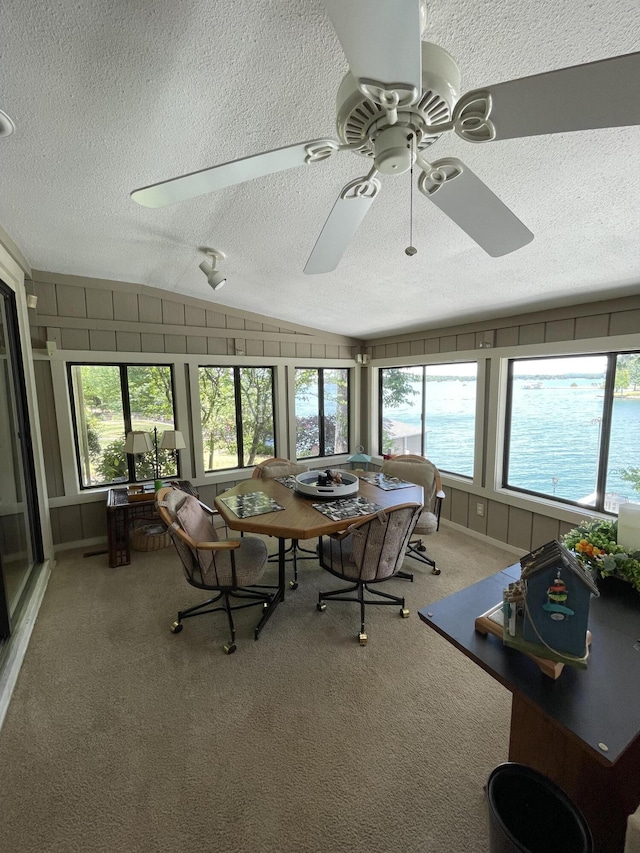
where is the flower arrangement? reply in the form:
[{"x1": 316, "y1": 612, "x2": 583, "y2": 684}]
[{"x1": 562, "y1": 518, "x2": 640, "y2": 594}]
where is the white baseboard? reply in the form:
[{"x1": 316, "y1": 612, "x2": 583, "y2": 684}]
[{"x1": 440, "y1": 518, "x2": 527, "y2": 558}]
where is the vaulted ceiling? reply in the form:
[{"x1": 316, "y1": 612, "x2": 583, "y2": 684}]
[{"x1": 2, "y1": 0, "x2": 639, "y2": 338}]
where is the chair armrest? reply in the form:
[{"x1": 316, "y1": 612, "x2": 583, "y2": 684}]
[
  {"x1": 193, "y1": 539, "x2": 241, "y2": 551},
  {"x1": 328, "y1": 529, "x2": 352, "y2": 541}
]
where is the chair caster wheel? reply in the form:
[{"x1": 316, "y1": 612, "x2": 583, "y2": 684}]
[
  {"x1": 400, "y1": 608, "x2": 410, "y2": 618},
  {"x1": 417, "y1": 544, "x2": 427, "y2": 552},
  {"x1": 358, "y1": 632, "x2": 368, "y2": 646},
  {"x1": 432, "y1": 567, "x2": 441, "y2": 576},
  {"x1": 171, "y1": 621, "x2": 183, "y2": 633},
  {"x1": 289, "y1": 580, "x2": 298, "y2": 590},
  {"x1": 317, "y1": 602, "x2": 327, "y2": 612},
  {"x1": 263, "y1": 601, "x2": 269, "y2": 610},
  {"x1": 224, "y1": 642, "x2": 237, "y2": 655}
]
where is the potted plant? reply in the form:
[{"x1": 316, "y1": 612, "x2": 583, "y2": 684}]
[{"x1": 562, "y1": 518, "x2": 640, "y2": 594}]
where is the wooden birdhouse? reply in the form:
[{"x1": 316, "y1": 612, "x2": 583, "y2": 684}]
[{"x1": 518, "y1": 540, "x2": 599, "y2": 663}]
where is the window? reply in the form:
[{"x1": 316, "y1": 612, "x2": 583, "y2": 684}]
[
  {"x1": 199, "y1": 366, "x2": 275, "y2": 471},
  {"x1": 69, "y1": 363, "x2": 178, "y2": 488},
  {"x1": 379, "y1": 363, "x2": 477, "y2": 477},
  {"x1": 295, "y1": 368, "x2": 350, "y2": 459},
  {"x1": 504, "y1": 353, "x2": 640, "y2": 512}
]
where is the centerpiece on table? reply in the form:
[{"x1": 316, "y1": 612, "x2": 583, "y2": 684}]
[{"x1": 561, "y1": 514, "x2": 640, "y2": 594}]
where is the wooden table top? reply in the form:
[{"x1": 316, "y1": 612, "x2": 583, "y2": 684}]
[{"x1": 214, "y1": 477, "x2": 424, "y2": 540}]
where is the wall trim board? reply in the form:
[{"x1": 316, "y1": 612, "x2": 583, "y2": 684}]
[{"x1": 33, "y1": 315, "x2": 359, "y2": 347}]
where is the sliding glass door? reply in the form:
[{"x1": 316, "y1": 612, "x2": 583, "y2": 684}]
[{"x1": 0, "y1": 281, "x2": 42, "y2": 637}]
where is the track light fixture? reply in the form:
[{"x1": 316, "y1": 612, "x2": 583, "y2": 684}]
[{"x1": 199, "y1": 248, "x2": 227, "y2": 291}]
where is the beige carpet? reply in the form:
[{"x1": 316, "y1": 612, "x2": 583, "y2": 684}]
[{"x1": 0, "y1": 526, "x2": 517, "y2": 853}]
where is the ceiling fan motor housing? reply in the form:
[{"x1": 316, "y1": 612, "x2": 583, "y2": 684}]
[{"x1": 335, "y1": 42, "x2": 461, "y2": 168}]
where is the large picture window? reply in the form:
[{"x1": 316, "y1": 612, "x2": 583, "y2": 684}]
[
  {"x1": 69, "y1": 363, "x2": 177, "y2": 488},
  {"x1": 295, "y1": 368, "x2": 350, "y2": 459},
  {"x1": 379, "y1": 363, "x2": 477, "y2": 477},
  {"x1": 504, "y1": 353, "x2": 640, "y2": 511},
  {"x1": 199, "y1": 366, "x2": 275, "y2": 471}
]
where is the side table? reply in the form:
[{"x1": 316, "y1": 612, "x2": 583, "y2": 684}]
[{"x1": 106, "y1": 488, "x2": 157, "y2": 567}]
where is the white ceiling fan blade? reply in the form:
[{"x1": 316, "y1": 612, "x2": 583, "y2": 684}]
[
  {"x1": 304, "y1": 176, "x2": 381, "y2": 274},
  {"x1": 419, "y1": 158, "x2": 533, "y2": 257},
  {"x1": 131, "y1": 139, "x2": 339, "y2": 208},
  {"x1": 456, "y1": 52, "x2": 640, "y2": 142},
  {"x1": 323, "y1": 0, "x2": 422, "y2": 98}
]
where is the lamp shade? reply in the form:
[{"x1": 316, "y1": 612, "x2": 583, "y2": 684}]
[
  {"x1": 123, "y1": 431, "x2": 153, "y2": 454},
  {"x1": 160, "y1": 430, "x2": 186, "y2": 450}
]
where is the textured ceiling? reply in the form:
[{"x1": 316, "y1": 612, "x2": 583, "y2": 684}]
[{"x1": 2, "y1": 0, "x2": 639, "y2": 339}]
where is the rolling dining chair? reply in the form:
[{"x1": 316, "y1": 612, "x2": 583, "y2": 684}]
[
  {"x1": 381, "y1": 454, "x2": 445, "y2": 577},
  {"x1": 156, "y1": 486, "x2": 278, "y2": 655},
  {"x1": 252, "y1": 456, "x2": 313, "y2": 589},
  {"x1": 316, "y1": 501, "x2": 422, "y2": 645}
]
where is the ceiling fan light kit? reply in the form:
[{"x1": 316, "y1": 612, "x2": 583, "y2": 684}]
[
  {"x1": 0, "y1": 109, "x2": 15, "y2": 138},
  {"x1": 131, "y1": 0, "x2": 640, "y2": 278}
]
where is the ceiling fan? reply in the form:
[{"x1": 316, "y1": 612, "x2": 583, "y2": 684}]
[{"x1": 131, "y1": 0, "x2": 640, "y2": 274}]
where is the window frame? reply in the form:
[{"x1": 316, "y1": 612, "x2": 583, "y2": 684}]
[
  {"x1": 294, "y1": 366, "x2": 351, "y2": 461},
  {"x1": 501, "y1": 351, "x2": 639, "y2": 513},
  {"x1": 67, "y1": 361, "x2": 179, "y2": 490},
  {"x1": 377, "y1": 362, "x2": 478, "y2": 479},
  {"x1": 198, "y1": 364, "x2": 277, "y2": 473}
]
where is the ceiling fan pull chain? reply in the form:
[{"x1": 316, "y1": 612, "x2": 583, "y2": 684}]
[{"x1": 406, "y1": 137, "x2": 417, "y2": 256}]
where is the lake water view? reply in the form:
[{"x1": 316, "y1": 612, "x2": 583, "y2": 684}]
[{"x1": 382, "y1": 377, "x2": 640, "y2": 507}]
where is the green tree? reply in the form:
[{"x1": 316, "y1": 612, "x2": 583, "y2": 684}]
[
  {"x1": 380, "y1": 368, "x2": 419, "y2": 453},
  {"x1": 617, "y1": 467, "x2": 640, "y2": 496}
]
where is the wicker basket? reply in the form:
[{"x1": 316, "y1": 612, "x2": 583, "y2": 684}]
[{"x1": 131, "y1": 521, "x2": 171, "y2": 552}]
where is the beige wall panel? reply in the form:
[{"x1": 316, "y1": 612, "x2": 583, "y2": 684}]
[
  {"x1": 184, "y1": 305, "x2": 206, "y2": 327},
  {"x1": 85, "y1": 289, "x2": 114, "y2": 320},
  {"x1": 326, "y1": 344, "x2": 339, "y2": 359},
  {"x1": 207, "y1": 337, "x2": 227, "y2": 355},
  {"x1": 206, "y1": 310, "x2": 227, "y2": 328},
  {"x1": 31, "y1": 325, "x2": 47, "y2": 348},
  {"x1": 162, "y1": 300, "x2": 185, "y2": 326},
  {"x1": 439, "y1": 489, "x2": 451, "y2": 521},
  {"x1": 264, "y1": 340, "x2": 280, "y2": 358},
  {"x1": 558, "y1": 520, "x2": 576, "y2": 538},
  {"x1": 384, "y1": 343, "x2": 398, "y2": 358},
  {"x1": 61, "y1": 328, "x2": 90, "y2": 350},
  {"x1": 244, "y1": 319, "x2": 262, "y2": 332},
  {"x1": 439, "y1": 335, "x2": 456, "y2": 352},
  {"x1": 531, "y1": 513, "x2": 561, "y2": 550},
  {"x1": 311, "y1": 344, "x2": 325, "y2": 359},
  {"x1": 33, "y1": 280, "x2": 58, "y2": 315},
  {"x1": 519, "y1": 323, "x2": 545, "y2": 345},
  {"x1": 56, "y1": 284, "x2": 87, "y2": 318},
  {"x1": 456, "y1": 332, "x2": 475, "y2": 351},
  {"x1": 507, "y1": 505, "x2": 533, "y2": 550},
  {"x1": 197, "y1": 483, "x2": 218, "y2": 507},
  {"x1": 164, "y1": 335, "x2": 187, "y2": 354},
  {"x1": 424, "y1": 338, "x2": 440, "y2": 354},
  {"x1": 33, "y1": 360, "x2": 64, "y2": 498},
  {"x1": 49, "y1": 506, "x2": 62, "y2": 546},
  {"x1": 575, "y1": 314, "x2": 609, "y2": 339},
  {"x1": 373, "y1": 345, "x2": 385, "y2": 359},
  {"x1": 246, "y1": 339, "x2": 264, "y2": 357},
  {"x1": 487, "y1": 500, "x2": 509, "y2": 542},
  {"x1": 138, "y1": 294, "x2": 163, "y2": 324},
  {"x1": 467, "y1": 498, "x2": 488, "y2": 535},
  {"x1": 80, "y1": 501, "x2": 106, "y2": 539},
  {"x1": 226, "y1": 315, "x2": 245, "y2": 330},
  {"x1": 263, "y1": 323, "x2": 279, "y2": 333},
  {"x1": 496, "y1": 326, "x2": 519, "y2": 348},
  {"x1": 609, "y1": 308, "x2": 640, "y2": 336},
  {"x1": 231, "y1": 338, "x2": 245, "y2": 356},
  {"x1": 296, "y1": 343, "x2": 311, "y2": 358},
  {"x1": 116, "y1": 331, "x2": 142, "y2": 352},
  {"x1": 280, "y1": 342, "x2": 296, "y2": 358},
  {"x1": 141, "y1": 332, "x2": 165, "y2": 352},
  {"x1": 545, "y1": 318, "x2": 575, "y2": 343},
  {"x1": 113, "y1": 291, "x2": 139, "y2": 322},
  {"x1": 89, "y1": 330, "x2": 117, "y2": 352},
  {"x1": 186, "y1": 336, "x2": 207, "y2": 354},
  {"x1": 397, "y1": 341, "x2": 411, "y2": 358},
  {"x1": 57, "y1": 504, "x2": 83, "y2": 545},
  {"x1": 410, "y1": 339, "x2": 425, "y2": 356},
  {"x1": 450, "y1": 488, "x2": 469, "y2": 527}
]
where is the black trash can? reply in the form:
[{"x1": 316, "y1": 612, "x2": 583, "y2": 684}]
[{"x1": 486, "y1": 763, "x2": 593, "y2": 853}]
